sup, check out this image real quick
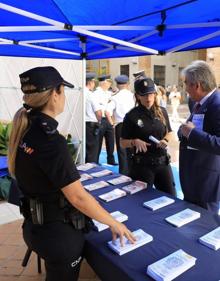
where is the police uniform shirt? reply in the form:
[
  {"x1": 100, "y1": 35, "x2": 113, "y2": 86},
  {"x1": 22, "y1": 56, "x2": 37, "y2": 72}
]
[
  {"x1": 85, "y1": 87, "x2": 101, "y2": 122},
  {"x1": 121, "y1": 105, "x2": 172, "y2": 157},
  {"x1": 15, "y1": 111, "x2": 80, "y2": 197},
  {"x1": 94, "y1": 86, "x2": 112, "y2": 117},
  {"x1": 106, "y1": 89, "x2": 135, "y2": 124}
]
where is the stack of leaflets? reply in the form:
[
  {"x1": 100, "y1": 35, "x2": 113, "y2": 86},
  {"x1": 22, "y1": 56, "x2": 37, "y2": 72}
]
[
  {"x1": 165, "y1": 208, "x2": 200, "y2": 227},
  {"x1": 80, "y1": 173, "x2": 93, "y2": 182},
  {"x1": 93, "y1": 211, "x2": 128, "y2": 232},
  {"x1": 99, "y1": 188, "x2": 126, "y2": 202},
  {"x1": 143, "y1": 196, "x2": 175, "y2": 211},
  {"x1": 199, "y1": 226, "x2": 220, "y2": 250},
  {"x1": 84, "y1": 181, "x2": 109, "y2": 191},
  {"x1": 108, "y1": 229, "x2": 153, "y2": 255},
  {"x1": 122, "y1": 180, "x2": 147, "y2": 194},
  {"x1": 147, "y1": 249, "x2": 196, "y2": 281},
  {"x1": 107, "y1": 175, "x2": 132, "y2": 185},
  {"x1": 77, "y1": 163, "x2": 97, "y2": 171},
  {"x1": 90, "y1": 169, "x2": 112, "y2": 177}
]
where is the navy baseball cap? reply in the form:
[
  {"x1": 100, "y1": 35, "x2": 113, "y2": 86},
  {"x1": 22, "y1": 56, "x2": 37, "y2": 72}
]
[
  {"x1": 115, "y1": 75, "x2": 129, "y2": 84},
  {"x1": 134, "y1": 77, "x2": 156, "y2": 96},
  {"x1": 19, "y1": 66, "x2": 74, "y2": 94}
]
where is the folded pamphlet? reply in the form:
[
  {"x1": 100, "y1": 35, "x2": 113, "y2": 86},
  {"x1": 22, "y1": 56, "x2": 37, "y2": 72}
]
[
  {"x1": 77, "y1": 163, "x2": 97, "y2": 171},
  {"x1": 107, "y1": 175, "x2": 132, "y2": 185},
  {"x1": 147, "y1": 249, "x2": 196, "y2": 281},
  {"x1": 108, "y1": 229, "x2": 153, "y2": 255},
  {"x1": 199, "y1": 226, "x2": 220, "y2": 250},
  {"x1": 80, "y1": 173, "x2": 93, "y2": 182},
  {"x1": 143, "y1": 196, "x2": 175, "y2": 211},
  {"x1": 93, "y1": 211, "x2": 128, "y2": 232},
  {"x1": 99, "y1": 188, "x2": 126, "y2": 202},
  {"x1": 165, "y1": 208, "x2": 200, "y2": 227},
  {"x1": 122, "y1": 180, "x2": 147, "y2": 194},
  {"x1": 90, "y1": 169, "x2": 113, "y2": 177},
  {"x1": 84, "y1": 181, "x2": 109, "y2": 191}
]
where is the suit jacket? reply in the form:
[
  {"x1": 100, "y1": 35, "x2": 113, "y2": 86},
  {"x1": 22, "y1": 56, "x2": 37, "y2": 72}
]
[{"x1": 179, "y1": 90, "x2": 220, "y2": 203}]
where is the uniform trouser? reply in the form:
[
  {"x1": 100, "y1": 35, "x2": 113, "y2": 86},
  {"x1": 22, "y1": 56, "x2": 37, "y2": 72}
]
[
  {"x1": 86, "y1": 122, "x2": 100, "y2": 163},
  {"x1": 23, "y1": 220, "x2": 85, "y2": 281},
  {"x1": 184, "y1": 198, "x2": 219, "y2": 215},
  {"x1": 115, "y1": 123, "x2": 129, "y2": 175},
  {"x1": 98, "y1": 118, "x2": 115, "y2": 164},
  {"x1": 129, "y1": 162, "x2": 176, "y2": 196}
]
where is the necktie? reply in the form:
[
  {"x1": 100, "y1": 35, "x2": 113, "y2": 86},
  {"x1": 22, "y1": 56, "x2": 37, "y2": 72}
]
[{"x1": 193, "y1": 103, "x2": 201, "y2": 114}]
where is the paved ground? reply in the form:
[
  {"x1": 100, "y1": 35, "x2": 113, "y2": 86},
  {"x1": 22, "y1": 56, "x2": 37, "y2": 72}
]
[{"x1": 0, "y1": 104, "x2": 190, "y2": 281}]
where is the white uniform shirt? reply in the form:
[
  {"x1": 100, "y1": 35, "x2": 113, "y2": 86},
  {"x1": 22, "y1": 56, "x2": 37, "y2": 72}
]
[
  {"x1": 85, "y1": 87, "x2": 101, "y2": 122},
  {"x1": 106, "y1": 89, "x2": 135, "y2": 124},
  {"x1": 94, "y1": 86, "x2": 112, "y2": 117}
]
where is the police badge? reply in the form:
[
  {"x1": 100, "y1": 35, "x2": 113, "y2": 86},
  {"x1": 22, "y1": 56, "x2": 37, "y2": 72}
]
[{"x1": 137, "y1": 119, "x2": 144, "y2": 127}]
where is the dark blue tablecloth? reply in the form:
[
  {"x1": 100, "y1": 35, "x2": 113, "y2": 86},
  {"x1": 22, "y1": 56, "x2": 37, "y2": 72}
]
[{"x1": 82, "y1": 166, "x2": 220, "y2": 281}]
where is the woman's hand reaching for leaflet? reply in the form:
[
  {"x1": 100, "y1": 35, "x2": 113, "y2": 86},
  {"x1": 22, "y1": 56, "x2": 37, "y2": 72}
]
[
  {"x1": 132, "y1": 138, "x2": 151, "y2": 153},
  {"x1": 110, "y1": 221, "x2": 136, "y2": 247}
]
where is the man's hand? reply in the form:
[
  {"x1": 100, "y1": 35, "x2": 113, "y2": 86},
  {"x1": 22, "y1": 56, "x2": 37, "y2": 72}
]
[{"x1": 180, "y1": 121, "x2": 195, "y2": 138}]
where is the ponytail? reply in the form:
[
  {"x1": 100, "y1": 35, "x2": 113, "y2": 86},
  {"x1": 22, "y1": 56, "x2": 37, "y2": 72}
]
[{"x1": 8, "y1": 108, "x2": 29, "y2": 177}]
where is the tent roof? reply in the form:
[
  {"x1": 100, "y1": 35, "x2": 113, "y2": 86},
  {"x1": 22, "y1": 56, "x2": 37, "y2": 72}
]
[{"x1": 1, "y1": 0, "x2": 220, "y2": 60}]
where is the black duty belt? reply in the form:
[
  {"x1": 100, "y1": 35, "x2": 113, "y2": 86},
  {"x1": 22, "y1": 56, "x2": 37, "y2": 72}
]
[
  {"x1": 132, "y1": 155, "x2": 170, "y2": 166},
  {"x1": 86, "y1": 122, "x2": 99, "y2": 128},
  {"x1": 20, "y1": 196, "x2": 94, "y2": 232}
]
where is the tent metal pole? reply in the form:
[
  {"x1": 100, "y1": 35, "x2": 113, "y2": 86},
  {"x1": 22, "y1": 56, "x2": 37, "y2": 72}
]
[
  {"x1": 19, "y1": 42, "x2": 80, "y2": 56},
  {"x1": 81, "y1": 40, "x2": 86, "y2": 164},
  {"x1": 166, "y1": 29, "x2": 220, "y2": 53}
]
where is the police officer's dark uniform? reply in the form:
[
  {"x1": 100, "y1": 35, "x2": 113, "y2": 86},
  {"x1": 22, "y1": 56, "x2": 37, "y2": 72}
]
[
  {"x1": 16, "y1": 67, "x2": 88, "y2": 281},
  {"x1": 121, "y1": 77, "x2": 176, "y2": 195},
  {"x1": 94, "y1": 75, "x2": 117, "y2": 165},
  {"x1": 85, "y1": 72, "x2": 101, "y2": 163}
]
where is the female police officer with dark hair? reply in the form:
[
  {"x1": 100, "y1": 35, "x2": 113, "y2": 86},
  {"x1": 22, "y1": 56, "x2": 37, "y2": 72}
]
[
  {"x1": 8, "y1": 66, "x2": 135, "y2": 281},
  {"x1": 120, "y1": 77, "x2": 176, "y2": 196}
]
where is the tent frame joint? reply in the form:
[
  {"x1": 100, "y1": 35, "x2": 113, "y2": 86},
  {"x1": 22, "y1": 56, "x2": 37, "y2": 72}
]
[
  {"x1": 156, "y1": 24, "x2": 166, "y2": 37},
  {"x1": 64, "y1": 23, "x2": 73, "y2": 30},
  {"x1": 13, "y1": 39, "x2": 19, "y2": 45}
]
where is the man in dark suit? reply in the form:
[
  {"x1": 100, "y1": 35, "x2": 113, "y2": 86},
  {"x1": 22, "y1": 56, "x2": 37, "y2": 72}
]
[{"x1": 178, "y1": 60, "x2": 220, "y2": 214}]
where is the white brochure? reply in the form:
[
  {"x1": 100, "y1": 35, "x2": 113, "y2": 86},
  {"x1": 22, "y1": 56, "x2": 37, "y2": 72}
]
[
  {"x1": 143, "y1": 196, "x2": 175, "y2": 211},
  {"x1": 147, "y1": 249, "x2": 196, "y2": 281},
  {"x1": 77, "y1": 163, "x2": 98, "y2": 171},
  {"x1": 199, "y1": 226, "x2": 220, "y2": 250},
  {"x1": 122, "y1": 180, "x2": 147, "y2": 194},
  {"x1": 93, "y1": 211, "x2": 128, "y2": 232},
  {"x1": 165, "y1": 208, "x2": 200, "y2": 227},
  {"x1": 108, "y1": 175, "x2": 132, "y2": 185},
  {"x1": 108, "y1": 229, "x2": 153, "y2": 255},
  {"x1": 99, "y1": 188, "x2": 126, "y2": 202},
  {"x1": 84, "y1": 181, "x2": 109, "y2": 191},
  {"x1": 90, "y1": 169, "x2": 113, "y2": 177},
  {"x1": 80, "y1": 173, "x2": 93, "y2": 182}
]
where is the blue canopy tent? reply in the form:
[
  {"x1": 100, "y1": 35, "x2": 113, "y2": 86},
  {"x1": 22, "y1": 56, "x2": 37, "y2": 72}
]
[{"x1": 1, "y1": 0, "x2": 220, "y2": 160}]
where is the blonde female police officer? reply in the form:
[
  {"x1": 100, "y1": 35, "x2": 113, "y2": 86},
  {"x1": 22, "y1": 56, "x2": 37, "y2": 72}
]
[
  {"x1": 120, "y1": 77, "x2": 176, "y2": 196},
  {"x1": 8, "y1": 66, "x2": 135, "y2": 281}
]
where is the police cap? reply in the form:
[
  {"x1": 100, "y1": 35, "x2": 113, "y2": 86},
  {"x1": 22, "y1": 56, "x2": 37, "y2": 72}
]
[
  {"x1": 134, "y1": 77, "x2": 156, "y2": 96},
  {"x1": 19, "y1": 66, "x2": 74, "y2": 94},
  {"x1": 133, "y1": 70, "x2": 146, "y2": 80},
  {"x1": 86, "y1": 72, "x2": 96, "y2": 82},
  {"x1": 115, "y1": 75, "x2": 129, "y2": 85},
  {"x1": 98, "y1": 74, "x2": 111, "y2": 82}
]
